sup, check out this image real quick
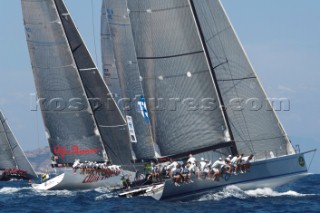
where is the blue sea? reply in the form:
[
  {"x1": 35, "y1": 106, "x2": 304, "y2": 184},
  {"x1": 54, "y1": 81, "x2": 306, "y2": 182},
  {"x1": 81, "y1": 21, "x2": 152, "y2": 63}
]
[{"x1": 1, "y1": 174, "x2": 319, "y2": 213}]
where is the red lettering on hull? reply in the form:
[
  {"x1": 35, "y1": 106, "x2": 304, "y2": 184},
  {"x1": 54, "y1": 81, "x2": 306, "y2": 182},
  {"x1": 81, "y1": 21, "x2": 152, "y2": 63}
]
[
  {"x1": 81, "y1": 169, "x2": 120, "y2": 184},
  {"x1": 53, "y1": 145, "x2": 99, "y2": 158}
]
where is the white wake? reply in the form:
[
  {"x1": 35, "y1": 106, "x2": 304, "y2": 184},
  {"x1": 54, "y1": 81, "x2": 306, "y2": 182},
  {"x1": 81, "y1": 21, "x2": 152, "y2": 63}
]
[
  {"x1": 32, "y1": 188, "x2": 76, "y2": 197},
  {"x1": 198, "y1": 185, "x2": 316, "y2": 201}
]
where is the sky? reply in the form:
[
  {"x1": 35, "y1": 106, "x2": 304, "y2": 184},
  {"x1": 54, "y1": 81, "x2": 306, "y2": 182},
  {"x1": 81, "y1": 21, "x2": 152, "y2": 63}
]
[{"x1": 0, "y1": 0, "x2": 319, "y2": 173}]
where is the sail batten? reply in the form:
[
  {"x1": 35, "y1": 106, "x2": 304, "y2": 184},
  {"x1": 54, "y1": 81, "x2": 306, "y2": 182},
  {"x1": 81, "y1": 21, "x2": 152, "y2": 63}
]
[{"x1": 136, "y1": 50, "x2": 204, "y2": 60}]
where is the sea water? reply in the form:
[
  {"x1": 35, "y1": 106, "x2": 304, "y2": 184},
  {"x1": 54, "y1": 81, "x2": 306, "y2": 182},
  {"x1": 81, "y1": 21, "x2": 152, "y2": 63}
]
[{"x1": 0, "y1": 174, "x2": 319, "y2": 213}]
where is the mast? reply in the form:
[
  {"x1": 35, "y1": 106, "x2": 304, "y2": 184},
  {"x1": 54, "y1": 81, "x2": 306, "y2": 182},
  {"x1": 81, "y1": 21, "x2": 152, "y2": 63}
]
[{"x1": 188, "y1": 0, "x2": 238, "y2": 156}]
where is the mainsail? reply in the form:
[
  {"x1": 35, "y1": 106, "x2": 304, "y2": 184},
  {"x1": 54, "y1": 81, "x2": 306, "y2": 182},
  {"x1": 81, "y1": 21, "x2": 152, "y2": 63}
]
[
  {"x1": 22, "y1": 0, "x2": 133, "y2": 167},
  {"x1": 54, "y1": 0, "x2": 133, "y2": 167},
  {"x1": 191, "y1": 0, "x2": 295, "y2": 159},
  {"x1": 126, "y1": 0, "x2": 233, "y2": 157},
  {"x1": 0, "y1": 111, "x2": 37, "y2": 178},
  {"x1": 108, "y1": 0, "x2": 295, "y2": 160},
  {"x1": 101, "y1": 0, "x2": 161, "y2": 160}
]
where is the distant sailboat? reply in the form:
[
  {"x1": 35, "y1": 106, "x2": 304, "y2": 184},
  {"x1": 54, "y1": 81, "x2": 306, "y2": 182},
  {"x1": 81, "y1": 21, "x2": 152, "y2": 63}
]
[
  {"x1": 21, "y1": 0, "x2": 135, "y2": 190},
  {"x1": 102, "y1": 0, "x2": 316, "y2": 200},
  {"x1": 0, "y1": 111, "x2": 37, "y2": 181}
]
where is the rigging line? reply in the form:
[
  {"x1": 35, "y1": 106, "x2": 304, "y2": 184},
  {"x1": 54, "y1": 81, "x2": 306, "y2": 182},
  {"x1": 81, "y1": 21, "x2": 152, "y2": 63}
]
[
  {"x1": 91, "y1": 0, "x2": 99, "y2": 68},
  {"x1": 35, "y1": 109, "x2": 40, "y2": 154},
  {"x1": 142, "y1": 69, "x2": 208, "y2": 80},
  {"x1": 205, "y1": 26, "x2": 231, "y2": 44},
  {"x1": 212, "y1": 60, "x2": 228, "y2": 71},
  {"x1": 137, "y1": 50, "x2": 203, "y2": 60},
  {"x1": 99, "y1": 124, "x2": 127, "y2": 128},
  {"x1": 308, "y1": 150, "x2": 316, "y2": 170},
  {"x1": 217, "y1": 76, "x2": 256, "y2": 82},
  {"x1": 130, "y1": 5, "x2": 189, "y2": 13}
]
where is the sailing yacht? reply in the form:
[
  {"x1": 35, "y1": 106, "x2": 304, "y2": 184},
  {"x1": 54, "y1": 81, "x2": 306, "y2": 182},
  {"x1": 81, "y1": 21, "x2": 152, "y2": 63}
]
[
  {"x1": 21, "y1": 0, "x2": 136, "y2": 190},
  {"x1": 0, "y1": 111, "x2": 37, "y2": 181},
  {"x1": 101, "y1": 0, "x2": 316, "y2": 200}
]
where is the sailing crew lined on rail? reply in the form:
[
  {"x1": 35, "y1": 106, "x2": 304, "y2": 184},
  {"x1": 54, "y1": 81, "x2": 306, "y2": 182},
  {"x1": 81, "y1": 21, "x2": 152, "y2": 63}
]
[
  {"x1": 72, "y1": 160, "x2": 121, "y2": 176},
  {"x1": 145, "y1": 154, "x2": 254, "y2": 186}
]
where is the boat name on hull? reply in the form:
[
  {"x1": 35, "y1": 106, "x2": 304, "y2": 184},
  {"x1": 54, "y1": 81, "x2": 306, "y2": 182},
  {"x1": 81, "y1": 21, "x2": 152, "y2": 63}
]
[{"x1": 82, "y1": 171, "x2": 120, "y2": 184}]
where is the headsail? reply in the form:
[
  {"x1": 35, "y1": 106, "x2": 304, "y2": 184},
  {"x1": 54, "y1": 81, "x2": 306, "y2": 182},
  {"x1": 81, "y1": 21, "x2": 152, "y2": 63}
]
[
  {"x1": 101, "y1": 0, "x2": 161, "y2": 160},
  {"x1": 127, "y1": 0, "x2": 232, "y2": 157},
  {"x1": 192, "y1": 0, "x2": 295, "y2": 159},
  {"x1": 0, "y1": 111, "x2": 37, "y2": 179},
  {"x1": 21, "y1": 0, "x2": 133, "y2": 167}
]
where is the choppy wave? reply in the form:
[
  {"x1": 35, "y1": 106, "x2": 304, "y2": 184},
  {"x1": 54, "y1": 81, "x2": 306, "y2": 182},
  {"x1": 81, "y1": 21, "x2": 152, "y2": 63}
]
[
  {"x1": 0, "y1": 174, "x2": 319, "y2": 212},
  {"x1": 94, "y1": 187, "x2": 118, "y2": 200},
  {"x1": 32, "y1": 189, "x2": 76, "y2": 197},
  {"x1": 0, "y1": 187, "x2": 29, "y2": 194},
  {"x1": 94, "y1": 187, "x2": 111, "y2": 194},
  {"x1": 198, "y1": 185, "x2": 317, "y2": 201},
  {"x1": 95, "y1": 192, "x2": 118, "y2": 200}
]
